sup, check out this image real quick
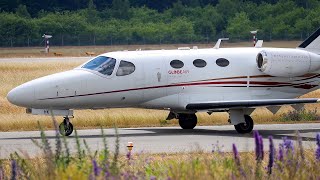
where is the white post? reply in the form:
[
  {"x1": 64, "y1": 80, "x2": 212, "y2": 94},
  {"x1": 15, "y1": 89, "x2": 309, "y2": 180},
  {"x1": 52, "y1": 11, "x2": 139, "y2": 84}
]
[
  {"x1": 250, "y1": 30, "x2": 258, "y2": 47},
  {"x1": 42, "y1": 34, "x2": 52, "y2": 54}
]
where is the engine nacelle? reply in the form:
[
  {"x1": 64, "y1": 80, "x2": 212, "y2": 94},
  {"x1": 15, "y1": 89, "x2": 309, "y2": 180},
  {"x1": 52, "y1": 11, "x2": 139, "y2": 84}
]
[{"x1": 256, "y1": 49, "x2": 320, "y2": 77}]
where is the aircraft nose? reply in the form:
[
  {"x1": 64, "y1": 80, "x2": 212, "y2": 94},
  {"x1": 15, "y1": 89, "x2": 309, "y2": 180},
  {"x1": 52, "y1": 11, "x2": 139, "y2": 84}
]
[{"x1": 7, "y1": 85, "x2": 35, "y2": 107}]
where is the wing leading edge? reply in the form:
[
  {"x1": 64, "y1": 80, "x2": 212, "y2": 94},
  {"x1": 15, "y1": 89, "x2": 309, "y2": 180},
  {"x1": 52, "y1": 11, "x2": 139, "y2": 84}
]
[{"x1": 186, "y1": 98, "x2": 319, "y2": 110}]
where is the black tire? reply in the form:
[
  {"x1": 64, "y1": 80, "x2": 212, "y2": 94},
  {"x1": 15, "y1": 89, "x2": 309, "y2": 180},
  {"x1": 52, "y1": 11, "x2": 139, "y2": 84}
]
[
  {"x1": 234, "y1": 115, "x2": 254, "y2": 134},
  {"x1": 59, "y1": 122, "x2": 74, "y2": 136},
  {"x1": 178, "y1": 114, "x2": 197, "y2": 129}
]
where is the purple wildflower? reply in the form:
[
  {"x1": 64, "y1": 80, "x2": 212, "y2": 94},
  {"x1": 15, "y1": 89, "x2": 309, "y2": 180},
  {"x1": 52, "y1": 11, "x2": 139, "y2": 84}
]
[
  {"x1": 126, "y1": 151, "x2": 132, "y2": 160},
  {"x1": 11, "y1": 160, "x2": 17, "y2": 180},
  {"x1": 283, "y1": 137, "x2": 294, "y2": 155},
  {"x1": 232, "y1": 143, "x2": 240, "y2": 165},
  {"x1": 231, "y1": 146, "x2": 247, "y2": 179},
  {"x1": 92, "y1": 159, "x2": 101, "y2": 176},
  {"x1": 254, "y1": 131, "x2": 260, "y2": 159},
  {"x1": 150, "y1": 175, "x2": 157, "y2": 180},
  {"x1": 278, "y1": 143, "x2": 284, "y2": 161},
  {"x1": 316, "y1": 133, "x2": 320, "y2": 160},
  {"x1": 316, "y1": 147, "x2": 320, "y2": 160},
  {"x1": 268, "y1": 136, "x2": 274, "y2": 174},
  {"x1": 254, "y1": 131, "x2": 264, "y2": 161},
  {"x1": 104, "y1": 168, "x2": 110, "y2": 179},
  {"x1": 259, "y1": 135, "x2": 264, "y2": 160},
  {"x1": 212, "y1": 141, "x2": 224, "y2": 154}
]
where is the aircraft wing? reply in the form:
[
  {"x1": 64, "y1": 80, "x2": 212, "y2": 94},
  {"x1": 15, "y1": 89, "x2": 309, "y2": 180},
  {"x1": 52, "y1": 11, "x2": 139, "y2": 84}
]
[{"x1": 186, "y1": 98, "x2": 319, "y2": 110}]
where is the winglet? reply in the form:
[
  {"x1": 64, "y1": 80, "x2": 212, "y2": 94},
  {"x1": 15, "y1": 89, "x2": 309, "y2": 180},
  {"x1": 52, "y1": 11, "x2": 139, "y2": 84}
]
[{"x1": 214, "y1": 38, "x2": 229, "y2": 49}]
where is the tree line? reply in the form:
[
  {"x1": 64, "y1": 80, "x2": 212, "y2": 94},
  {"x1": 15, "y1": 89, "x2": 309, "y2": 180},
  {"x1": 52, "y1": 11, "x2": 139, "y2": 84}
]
[{"x1": 0, "y1": 0, "x2": 319, "y2": 47}]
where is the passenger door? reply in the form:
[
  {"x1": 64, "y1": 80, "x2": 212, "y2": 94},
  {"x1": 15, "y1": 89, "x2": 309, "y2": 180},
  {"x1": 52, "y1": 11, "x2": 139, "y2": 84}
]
[{"x1": 143, "y1": 55, "x2": 167, "y2": 101}]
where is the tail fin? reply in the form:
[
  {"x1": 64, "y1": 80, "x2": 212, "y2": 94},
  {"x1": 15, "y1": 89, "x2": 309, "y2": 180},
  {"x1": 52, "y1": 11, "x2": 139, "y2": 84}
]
[{"x1": 298, "y1": 27, "x2": 320, "y2": 54}]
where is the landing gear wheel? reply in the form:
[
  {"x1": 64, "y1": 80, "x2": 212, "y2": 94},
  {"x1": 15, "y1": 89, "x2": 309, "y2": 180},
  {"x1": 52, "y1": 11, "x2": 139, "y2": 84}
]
[
  {"x1": 234, "y1": 115, "x2": 254, "y2": 134},
  {"x1": 59, "y1": 117, "x2": 73, "y2": 136},
  {"x1": 178, "y1": 114, "x2": 197, "y2": 129}
]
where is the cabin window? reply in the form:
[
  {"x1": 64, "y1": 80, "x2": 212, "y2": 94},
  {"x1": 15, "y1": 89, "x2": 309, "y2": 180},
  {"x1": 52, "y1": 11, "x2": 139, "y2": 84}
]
[
  {"x1": 82, "y1": 56, "x2": 116, "y2": 75},
  {"x1": 193, "y1": 59, "x2": 207, "y2": 68},
  {"x1": 170, "y1": 60, "x2": 184, "y2": 69},
  {"x1": 116, "y1": 60, "x2": 136, "y2": 76},
  {"x1": 216, "y1": 58, "x2": 230, "y2": 67}
]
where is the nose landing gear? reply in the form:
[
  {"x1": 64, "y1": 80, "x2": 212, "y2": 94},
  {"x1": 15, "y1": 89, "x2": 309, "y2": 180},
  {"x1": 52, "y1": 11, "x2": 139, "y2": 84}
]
[{"x1": 59, "y1": 116, "x2": 74, "y2": 136}]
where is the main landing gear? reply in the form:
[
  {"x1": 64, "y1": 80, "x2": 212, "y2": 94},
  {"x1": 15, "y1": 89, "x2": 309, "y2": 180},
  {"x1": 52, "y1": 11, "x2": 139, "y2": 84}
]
[
  {"x1": 167, "y1": 109, "x2": 255, "y2": 133},
  {"x1": 234, "y1": 115, "x2": 254, "y2": 134},
  {"x1": 178, "y1": 113, "x2": 198, "y2": 129},
  {"x1": 59, "y1": 116, "x2": 74, "y2": 136}
]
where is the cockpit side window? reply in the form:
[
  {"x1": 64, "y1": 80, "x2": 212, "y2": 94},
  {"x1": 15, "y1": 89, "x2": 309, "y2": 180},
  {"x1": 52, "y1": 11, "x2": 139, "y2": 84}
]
[
  {"x1": 82, "y1": 56, "x2": 116, "y2": 75},
  {"x1": 116, "y1": 60, "x2": 135, "y2": 76}
]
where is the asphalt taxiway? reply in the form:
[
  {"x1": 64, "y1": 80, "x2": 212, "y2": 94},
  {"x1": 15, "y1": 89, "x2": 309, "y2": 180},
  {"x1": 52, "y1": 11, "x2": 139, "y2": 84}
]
[{"x1": 0, "y1": 123, "x2": 319, "y2": 158}]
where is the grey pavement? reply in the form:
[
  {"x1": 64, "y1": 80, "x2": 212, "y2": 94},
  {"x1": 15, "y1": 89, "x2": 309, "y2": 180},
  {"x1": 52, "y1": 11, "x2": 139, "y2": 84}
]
[{"x1": 0, "y1": 123, "x2": 319, "y2": 158}]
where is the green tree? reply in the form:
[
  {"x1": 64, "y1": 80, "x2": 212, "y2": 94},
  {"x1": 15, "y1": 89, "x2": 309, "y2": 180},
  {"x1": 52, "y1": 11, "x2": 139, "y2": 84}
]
[
  {"x1": 112, "y1": 0, "x2": 130, "y2": 19},
  {"x1": 294, "y1": 18, "x2": 312, "y2": 40},
  {"x1": 193, "y1": 5, "x2": 222, "y2": 42},
  {"x1": 170, "y1": 18, "x2": 195, "y2": 43},
  {"x1": 272, "y1": 21, "x2": 290, "y2": 40},
  {"x1": 36, "y1": 13, "x2": 64, "y2": 45},
  {"x1": 172, "y1": 0, "x2": 185, "y2": 17},
  {"x1": 259, "y1": 16, "x2": 276, "y2": 41},
  {"x1": 63, "y1": 13, "x2": 87, "y2": 45},
  {"x1": 184, "y1": 0, "x2": 200, "y2": 7},
  {"x1": 86, "y1": 0, "x2": 98, "y2": 24},
  {"x1": 216, "y1": 0, "x2": 238, "y2": 20},
  {"x1": 0, "y1": 13, "x2": 37, "y2": 46},
  {"x1": 226, "y1": 12, "x2": 252, "y2": 40},
  {"x1": 305, "y1": 6, "x2": 320, "y2": 35},
  {"x1": 15, "y1": 4, "x2": 31, "y2": 18}
]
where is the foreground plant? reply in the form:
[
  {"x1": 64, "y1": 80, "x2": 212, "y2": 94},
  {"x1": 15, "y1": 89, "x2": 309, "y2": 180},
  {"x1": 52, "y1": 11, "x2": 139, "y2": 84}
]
[
  {"x1": 278, "y1": 108, "x2": 319, "y2": 122},
  {"x1": 0, "y1": 124, "x2": 319, "y2": 179}
]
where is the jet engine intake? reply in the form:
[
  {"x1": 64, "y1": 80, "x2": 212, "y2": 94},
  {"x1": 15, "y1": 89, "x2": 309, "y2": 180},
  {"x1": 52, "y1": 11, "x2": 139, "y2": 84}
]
[{"x1": 256, "y1": 49, "x2": 320, "y2": 77}]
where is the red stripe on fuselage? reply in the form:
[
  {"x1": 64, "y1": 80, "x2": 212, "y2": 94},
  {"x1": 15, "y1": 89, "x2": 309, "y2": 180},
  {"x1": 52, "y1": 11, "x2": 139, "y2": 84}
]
[{"x1": 39, "y1": 80, "x2": 319, "y2": 100}]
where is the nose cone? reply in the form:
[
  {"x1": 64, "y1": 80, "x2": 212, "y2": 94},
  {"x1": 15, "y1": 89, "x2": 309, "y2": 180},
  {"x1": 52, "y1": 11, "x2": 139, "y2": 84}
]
[{"x1": 7, "y1": 85, "x2": 35, "y2": 107}]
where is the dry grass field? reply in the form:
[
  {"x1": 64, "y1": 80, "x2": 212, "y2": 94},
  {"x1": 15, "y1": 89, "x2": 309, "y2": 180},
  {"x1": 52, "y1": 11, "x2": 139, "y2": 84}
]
[{"x1": 0, "y1": 41, "x2": 319, "y2": 131}]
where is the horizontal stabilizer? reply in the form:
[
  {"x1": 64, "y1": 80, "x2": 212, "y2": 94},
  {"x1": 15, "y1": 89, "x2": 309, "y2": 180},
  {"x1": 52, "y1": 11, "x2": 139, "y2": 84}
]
[{"x1": 186, "y1": 98, "x2": 319, "y2": 110}]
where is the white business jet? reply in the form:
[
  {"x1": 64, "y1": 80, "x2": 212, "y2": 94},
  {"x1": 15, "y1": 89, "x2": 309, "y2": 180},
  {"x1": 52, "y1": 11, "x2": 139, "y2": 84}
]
[{"x1": 7, "y1": 28, "x2": 320, "y2": 136}]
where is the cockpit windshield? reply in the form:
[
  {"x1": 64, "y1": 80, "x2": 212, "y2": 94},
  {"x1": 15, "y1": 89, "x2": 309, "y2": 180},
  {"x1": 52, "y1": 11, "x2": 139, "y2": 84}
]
[{"x1": 82, "y1": 56, "x2": 116, "y2": 75}]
